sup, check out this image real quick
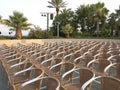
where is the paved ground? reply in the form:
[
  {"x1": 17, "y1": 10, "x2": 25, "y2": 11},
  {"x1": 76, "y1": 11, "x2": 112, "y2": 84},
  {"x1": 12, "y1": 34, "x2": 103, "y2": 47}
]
[{"x1": 0, "y1": 62, "x2": 10, "y2": 90}]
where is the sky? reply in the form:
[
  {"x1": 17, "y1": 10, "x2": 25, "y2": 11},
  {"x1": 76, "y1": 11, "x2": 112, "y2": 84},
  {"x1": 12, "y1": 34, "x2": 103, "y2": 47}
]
[{"x1": 0, "y1": 0, "x2": 120, "y2": 36}]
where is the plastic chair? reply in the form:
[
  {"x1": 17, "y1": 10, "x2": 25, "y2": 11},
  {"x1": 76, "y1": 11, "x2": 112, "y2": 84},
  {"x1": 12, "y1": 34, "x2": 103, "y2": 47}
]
[
  {"x1": 87, "y1": 59, "x2": 111, "y2": 76},
  {"x1": 61, "y1": 68, "x2": 95, "y2": 90},
  {"x1": 104, "y1": 63, "x2": 120, "y2": 80},
  {"x1": 17, "y1": 76, "x2": 60, "y2": 90},
  {"x1": 81, "y1": 76, "x2": 120, "y2": 90},
  {"x1": 49, "y1": 62, "x2": 75, "y2": 82},
  {"x1": 12, "y1": 67, "x2": 44, "y2": 89}
]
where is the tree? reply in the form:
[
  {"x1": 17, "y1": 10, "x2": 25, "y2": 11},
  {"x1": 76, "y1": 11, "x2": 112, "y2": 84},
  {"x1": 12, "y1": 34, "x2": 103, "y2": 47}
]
[
  {"x1": 48, "y1": 0, "x2": 67, "y2": 15},
  {"x1": 29, "y1": 25, "x2": 52, "y2": 39},
  {"x1": 92, "y1": 2, "x2": 109, "y2": 37},
  {"x1": 3, "y1": 11, "x2": 31, "y2": 39},
  {"x1": 75, "y1": 5, "x2": 92, "y2": 33},
  {"x1": 51, "y1": 8, "x2": 74, "y2": 37},
  {"x1": 107, "y1": 13, "x2": 117, "y2": 36},
  {"x1": 61, "y1": 23, "x2": 73, "y2": 38},
  {"x1": 115, "y1": 6, "x2": 120, "y2": 36}
]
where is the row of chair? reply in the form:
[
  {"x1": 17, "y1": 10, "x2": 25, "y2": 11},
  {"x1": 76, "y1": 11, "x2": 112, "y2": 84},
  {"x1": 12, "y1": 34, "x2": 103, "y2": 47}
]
[
  {"x1": 0, "y1": 45, "x2": 60, "y2": 90},
  {"x1": 0, "y1": 40, "x2": 120, "y2": 90}
]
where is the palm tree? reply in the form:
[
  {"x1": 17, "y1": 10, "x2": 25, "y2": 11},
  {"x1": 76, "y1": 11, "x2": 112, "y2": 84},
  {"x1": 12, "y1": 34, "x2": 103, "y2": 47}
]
[
  {"x1": 107, "y1": 13, "x2": 117, "y2": 36},
  {"x1": 92, "y1": 2, "x2": 109, "y2": 37},
  {"x1": 62, "y1": 23, "x2": 73, "y2": 38},
  {"x1": 115, "y1": 6, "x2": 120, "y2": 36},
  {"x1": 3, "y1": 11, "x2": 31, "y2": 39},
  {"x1": 48, "y1": 0, "x2": 67, "y2": 15}
]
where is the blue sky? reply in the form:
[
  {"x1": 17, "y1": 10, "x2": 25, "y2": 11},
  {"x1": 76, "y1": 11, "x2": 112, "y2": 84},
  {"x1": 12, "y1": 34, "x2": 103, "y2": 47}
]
[{"x1": 0, "y1": 0, "x2": 120, "y2": 35}]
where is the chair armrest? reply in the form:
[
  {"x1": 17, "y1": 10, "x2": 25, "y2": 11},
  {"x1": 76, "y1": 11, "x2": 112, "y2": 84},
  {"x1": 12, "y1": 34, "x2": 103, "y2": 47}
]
[
  {"x1": 87, "y1": 59, "x2": 96, "y2": 67},
  {"x1": 1, "y1": 48, "x2": 10, "y2": 52},
  {"x1": 3, "y1": 51, "x2": 15, "y2": 56},
  {"x1": 41, "y1": 57, "x2": 53, "y2": 65},
  {"x1": 83, "y1": 51, "x2": 89, "y2": 56},
  {"x1": 81, "y1": 76, "x2": 101, "y2": 90},
  {"x1": 62, "y1": 67, "x2": 77, "y2": 79},
  {"x1": 64, "y1": 53, "x2": 73, "y2": 60},
  {"x1": 104, "y1": 63, "x2": 117, "y2": 72},
  {"x1": 13, "y1": 66, "x2": 34, "y2": 76},
  {"x1": 19, "y1": 76, "x2": 47, "y2": 89},
  {"x1": 107, "y1": 55, "x2": 117, "y2": 61},
  {"x1": 35, "y1": 54, "x2": 47, "y2": 61},
  {"x1": 5, "y1": 53, "x2": 17, "y2": 59},
  {"x1": 49, "y1": 62, "x2": 64, "y2": 70},
  {"x1": 93, "y1": 53, "x2": 100, "y2": 59},
  {"x1": 57, "y1": 51, "x2": 65, "y2": 56},
  {"x1": 7, "y1": 56, "x2": 22, "y2": 63},
  {"x1": 74, "y1": 56, "x2": 83, "y2": 63},
  {"x1": 10, "y1": 60, "x2": 27, "y2": 69},
  {"x1": 31, "y1": 52, "x2": 40, "y2": 57}
]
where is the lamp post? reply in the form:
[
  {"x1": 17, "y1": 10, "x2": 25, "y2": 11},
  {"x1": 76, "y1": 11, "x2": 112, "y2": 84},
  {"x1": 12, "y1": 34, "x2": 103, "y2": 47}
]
[{"x1": 56, "y1": 22, "x2": 60, "y2": 37}]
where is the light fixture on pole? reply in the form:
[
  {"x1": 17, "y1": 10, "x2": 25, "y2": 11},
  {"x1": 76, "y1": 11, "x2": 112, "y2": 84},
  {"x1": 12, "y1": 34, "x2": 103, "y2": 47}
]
[{"x1": 40, "y1": 12, "x2": 54, "y2": 31}]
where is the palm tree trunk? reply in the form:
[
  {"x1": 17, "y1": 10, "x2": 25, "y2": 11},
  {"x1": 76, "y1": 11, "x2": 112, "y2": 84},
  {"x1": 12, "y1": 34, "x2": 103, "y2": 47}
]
[
  {"x1": 66, "y1": 32, "x2": 70, "y2": 38},
  {"x1": 96, "y1": 19, "x2": 100, "y2": 37},
  {"x1": 16, "y1": 28, "x2": 22, "y2": 39},
  {"x1": 56, "y1": 8, "x2": 59, "y2": 15}
]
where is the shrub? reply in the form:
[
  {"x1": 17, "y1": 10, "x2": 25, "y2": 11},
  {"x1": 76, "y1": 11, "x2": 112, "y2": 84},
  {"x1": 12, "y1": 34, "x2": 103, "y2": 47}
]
[{"x1": 100, "y1": 29, "x2": 110, "y2": 37}]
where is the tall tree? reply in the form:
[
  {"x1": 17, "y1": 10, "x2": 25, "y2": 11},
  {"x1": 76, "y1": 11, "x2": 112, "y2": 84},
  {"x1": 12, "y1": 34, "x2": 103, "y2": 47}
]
[
  {"x1": 107, "y1": 13, "x2": 117, "y2": 36},
  {"x1": 75, "y1": 5, "x2": 92, "y2": 32},
  {"x1": 48, "y1": 0, "x2": 67, "y2": 15},
  {"x1": 92, "y1": 2, "x2": 109, "y2": 37},
  {"x1": 115, "y1": 6, "x2": 120, "y2": 36},
  {"x1": 3, "y1": 11, "x2": 31, "y2": 39},
  {"x1": 51, "y1": 8, "x2": 74, "y2": 36}
]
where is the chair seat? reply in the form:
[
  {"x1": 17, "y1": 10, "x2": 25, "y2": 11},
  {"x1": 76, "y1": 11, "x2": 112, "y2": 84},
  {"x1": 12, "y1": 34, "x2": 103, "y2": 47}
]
[
  {"x1": 64, "y1": 84, "x2": 81, "y2": 90},
  {"x1": 16, "y1": 83, "x2": 39, "y2": 90},
  {"x1": 14, "y1": 75, "x2": 29, "y2": 84}
]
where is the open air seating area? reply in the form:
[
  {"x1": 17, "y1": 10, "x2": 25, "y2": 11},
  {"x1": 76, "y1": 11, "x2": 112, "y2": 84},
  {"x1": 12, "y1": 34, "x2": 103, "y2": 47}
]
[{"x1": 0, "y1": 39, "x2": 120, "y2": 90}]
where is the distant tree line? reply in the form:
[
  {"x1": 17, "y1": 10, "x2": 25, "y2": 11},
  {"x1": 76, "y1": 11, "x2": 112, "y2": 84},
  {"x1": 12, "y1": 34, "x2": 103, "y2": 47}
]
[
  {"x1": 0, "y1": 0, "x2": 120, "y2": 39},
  {"x1": 50, "y1": 2, "x2": 120, "y2": 38}
]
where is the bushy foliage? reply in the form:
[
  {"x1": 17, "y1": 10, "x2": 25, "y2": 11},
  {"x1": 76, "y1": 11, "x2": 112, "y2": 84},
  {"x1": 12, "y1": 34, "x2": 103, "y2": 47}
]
[
  {"x1": 28, "y1": 25, "x2": 52, "y2": 39},
  {"x1": 100, "y1": 29, "x2": 110, "y2": 37},
  {"x1": 61, "y1": 24, "x2": 73, "y2": 38}
]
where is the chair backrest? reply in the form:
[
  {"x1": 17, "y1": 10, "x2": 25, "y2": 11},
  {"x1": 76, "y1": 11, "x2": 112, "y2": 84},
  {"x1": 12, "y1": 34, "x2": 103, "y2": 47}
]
[
  {"x1": 82, "y1": 76, "x2": 120, "y2": 90},
  {"x1": 47, "y1": 77, "x2": 60, "y2": 90},
  {"x1": 54, "y1": 58, "x2": 62, "y2": 65},
  {"x1": 108, "y1": 63, "x2": 120, "y2": 80},
  {"x1": 84, "y1": 52, "x2": 94, "y2": 65},
  {"x1": 62, "y1": 62, "x2": 75, "y2": 82},
  {"x1": 101, "y1": 77, "x2": 120, "y2": 90},
  {"x1": 17, "y1": 68, "x2": 44, "y2": 90},
  {"x1": 64, "y1": 62, "x2": 75, "y2": 74},
  {"x1": 80, "y1": 69, "x2": 94, "y2": 86},
  {"x1": 30, "y1": 69, "x2": 44, "y2": 89},
  {"x1": 116, "y1": 64, "x2": 120, "y2": 79},
  {"x1": 32, "y1": 68, "x2": 44, "y2": 78},
  {"x1": 98, "y1": 60, "x2": 110, "y2": 72}
]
